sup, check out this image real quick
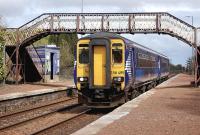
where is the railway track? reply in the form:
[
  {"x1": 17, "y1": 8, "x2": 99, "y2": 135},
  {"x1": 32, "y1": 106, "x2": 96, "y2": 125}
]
[
  {"x1": 31, "y1": 108, "x2": 91, "y2": 135},
  {"x1": 0, "y1": 103, "x2": 92, "y2": 135},
  {"x1": 0, "y1": 96, "x2": 78, "y2": 130}
]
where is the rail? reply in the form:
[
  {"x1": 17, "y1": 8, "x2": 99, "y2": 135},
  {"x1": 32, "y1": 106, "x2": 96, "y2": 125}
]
[{"x1": 0, "y1": 97, "x2": 78, "y2": 130}]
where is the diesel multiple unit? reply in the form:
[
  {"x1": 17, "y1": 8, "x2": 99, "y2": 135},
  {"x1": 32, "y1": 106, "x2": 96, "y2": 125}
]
[{"x1": 74, "y1": 32, "x2": 169, "y2": 108}]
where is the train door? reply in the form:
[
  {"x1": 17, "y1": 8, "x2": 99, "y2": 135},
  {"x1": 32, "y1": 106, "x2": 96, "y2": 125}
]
[
  {"x1": 93, "y1": 46, "x2": 106, "y2": 86},
  {"x1": 50, "y1": 52, "x2": 54, "y2": 80},
  {"x1": 131, "y1": 48, "x2": 135, "y2": 79},
  {"x1": 158, "y1": 56, "x2": 161, "y2": 77}
]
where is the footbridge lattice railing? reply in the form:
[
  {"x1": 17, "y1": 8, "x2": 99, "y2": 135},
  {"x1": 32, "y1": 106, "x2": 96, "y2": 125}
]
[
  {"x1": 2, "y1": 12, "x2": 200, "y2": 85},
  {"x1": 3, "y1": 12, "x2": 199, "y2": 47}
]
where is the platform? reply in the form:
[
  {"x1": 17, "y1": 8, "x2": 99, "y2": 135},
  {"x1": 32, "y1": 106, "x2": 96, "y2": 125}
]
[
  {"x1": 73, "y1": 74, "x2": 200, "y2": 135},
  {"x1": 0, "y1": 80, "x2": 75, "y2": 117},
  {"x1": 0, "y1": 80, "x2": 74, "y2": 101}
]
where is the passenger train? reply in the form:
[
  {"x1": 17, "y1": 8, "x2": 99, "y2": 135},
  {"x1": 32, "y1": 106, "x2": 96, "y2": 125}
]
[{"x1": 74, "y1": 32, "x2": 169, "y2": 108}]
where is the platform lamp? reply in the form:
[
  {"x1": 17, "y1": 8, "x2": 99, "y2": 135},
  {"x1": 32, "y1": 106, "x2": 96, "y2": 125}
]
[
  {"x1": 81, "y1": 0, "x2": 84, "y2": 38},
  {"x1": 185, "y1": 16, "x2": 194, "y2": 77}
]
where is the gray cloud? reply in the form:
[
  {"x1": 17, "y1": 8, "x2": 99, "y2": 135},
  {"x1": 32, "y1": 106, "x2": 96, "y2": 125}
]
[
  {"x1": 0, "y1": 0, "x2": 29, "y2": 17},
  {"x1": 1, "y1": 0, "x2": 200, "y2": 26}
]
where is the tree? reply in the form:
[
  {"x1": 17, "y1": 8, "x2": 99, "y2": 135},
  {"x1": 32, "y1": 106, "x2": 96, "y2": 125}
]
[
  {"x1": 48, "y1": 34, "x2": 78, "y2": 79},
  {"x1": 169, "y1": 63, "x2": 185, "y2": 74},
  {"x1": 34, "y1": 34, "x2": 78, "y2": 79},
  {"x1": 185, "y1": 57, "x2": 194, "y2": 75}
]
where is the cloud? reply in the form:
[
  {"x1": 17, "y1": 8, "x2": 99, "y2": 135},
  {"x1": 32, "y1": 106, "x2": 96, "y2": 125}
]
[
  {"x1": 0, "y1": 0, "x2": 29, "y2": 17},
  {"x1": 1, "y1": 0, "x2": 200, "y2": 27}
]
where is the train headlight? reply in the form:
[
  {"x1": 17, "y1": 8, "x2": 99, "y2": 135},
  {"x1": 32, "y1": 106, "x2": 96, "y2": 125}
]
[
  {"x1": 78, "y1": 77, "x2": 88, "y2": 82},
  {"x1": 80, "y1": 78, "x2": 84, "y2": 81},
  {"x1": 113, "y1": 77, "x2": 124, "y2": 82}
]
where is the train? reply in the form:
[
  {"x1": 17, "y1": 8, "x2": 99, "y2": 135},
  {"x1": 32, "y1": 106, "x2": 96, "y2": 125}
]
[{"x1": 74, "y1": 32, "x2": 169, "y2": 108}]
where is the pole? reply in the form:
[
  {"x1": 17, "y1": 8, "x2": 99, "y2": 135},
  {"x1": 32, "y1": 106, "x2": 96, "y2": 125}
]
[
  {"x1": 185, "y1": 16, "x2": 195, "y2": 81},
  {"x1": 81, "y1": 0, "x2": 84, "y2": 37},
  {"x1": 191, "y1": 16, "x2": 195, "y2": 83},
  {"x1": 3, "y1": 43, "x2": 5, "y2": 85},
  {"x1": 15, "y1": 29, "x2": 20, "y2": 84},
  {"x1": 81, "y1": 0, "x2": 83, "y2": 13},
  {"x1": 15, "y1": 45, "x2": 19, "y2": 84},
  {"x1": 194, "y1": 28, "x2": 198, "y2": 87}
]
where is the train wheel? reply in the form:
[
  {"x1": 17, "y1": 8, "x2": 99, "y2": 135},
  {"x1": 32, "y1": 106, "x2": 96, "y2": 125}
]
[
  {"x1": 125, "y1": 91, "x2": 129, "y2": 102},
  {"x1": 141, "y1": 86, "x2": 146, "y2": 93},
  {"x1": 131, "y1": 89, "x2": 140, "y2": 99},
  {"x1": 156, "y1": 81, "x2": 159, "y2": 85},
  {"x1": 78, "y1": 95, "x2": 84, "y2": 104},
  {"x1": 153, "y1": 82, "x2": 157, "y2": 88},
  {"x1": 147, "y1": 84, "x2": 152, "y2": 90}
]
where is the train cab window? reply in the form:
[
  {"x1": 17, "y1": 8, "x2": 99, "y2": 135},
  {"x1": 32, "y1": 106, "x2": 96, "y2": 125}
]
[
  {"x1": 79, "y1": 48, "x2": 89, "y2": 64},
  {"x1": 112, "y1": 49, "x2": 122, "y2": 63}
]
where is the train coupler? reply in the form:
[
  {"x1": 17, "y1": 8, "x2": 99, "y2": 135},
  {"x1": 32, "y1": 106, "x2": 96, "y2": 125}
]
[{"x1": 94, "y1": 89, "x2": 105, "y2": 99}]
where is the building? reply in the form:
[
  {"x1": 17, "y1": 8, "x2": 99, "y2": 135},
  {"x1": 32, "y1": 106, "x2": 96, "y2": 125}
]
[{"x1": 28, "y1": 45, "x2": 60, "y2": 82}]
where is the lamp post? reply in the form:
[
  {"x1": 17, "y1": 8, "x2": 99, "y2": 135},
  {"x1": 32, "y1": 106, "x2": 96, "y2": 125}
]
[
  {"x1": 81, "y1": 0, "x2": 84, "y2": 13},
  {"x1": 185, "y1": 16, "x2": 194, "y2": 77},
  {"x1": 185, "y1": 16, "x2": 193, "y2": 26},
  {"x1": 80, "y1": 0, "x2": 84, "y2": 38}
]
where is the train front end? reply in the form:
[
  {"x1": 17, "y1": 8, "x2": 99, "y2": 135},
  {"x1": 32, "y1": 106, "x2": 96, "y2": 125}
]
[{"x1": 74, "y1": 35, "x2": 126, "y2": 108}]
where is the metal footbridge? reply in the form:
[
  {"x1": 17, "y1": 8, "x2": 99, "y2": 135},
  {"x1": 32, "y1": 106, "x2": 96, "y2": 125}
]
[{"x1": 2, "y1": 12, "x2": 200, "y2": 85}]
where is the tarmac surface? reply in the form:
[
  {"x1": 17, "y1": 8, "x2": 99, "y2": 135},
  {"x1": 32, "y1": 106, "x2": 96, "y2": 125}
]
[{"x1": 73, "y1": 74, "x2": 200, "y2": 135}]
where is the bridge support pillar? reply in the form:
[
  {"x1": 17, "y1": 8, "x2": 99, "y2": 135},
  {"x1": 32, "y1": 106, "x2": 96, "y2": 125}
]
[
  {"x1": 194, "y1": 28, "x2": 200, "y2": 87},
  {"x1": 15, "y1": 45, "x2": 19, "y2": 84},
  {"x1": 195, "y1": 46, "x2": 200, "y2": 86}
]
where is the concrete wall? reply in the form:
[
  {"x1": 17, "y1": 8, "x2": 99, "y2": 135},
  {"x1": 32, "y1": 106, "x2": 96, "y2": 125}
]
[{"x1": 0, "y1": 90, "x2": 67, "y2": 117}]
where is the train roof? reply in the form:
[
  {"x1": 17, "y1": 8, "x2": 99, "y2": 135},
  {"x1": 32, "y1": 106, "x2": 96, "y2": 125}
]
[{"x1": 80, "y1": 32, "x2": 168, "y2": 59}]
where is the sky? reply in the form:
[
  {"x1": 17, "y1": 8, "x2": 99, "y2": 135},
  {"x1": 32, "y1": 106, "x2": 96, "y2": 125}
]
[{"x1": 0, "y1": 0, "x2": 200, "y2": 66}]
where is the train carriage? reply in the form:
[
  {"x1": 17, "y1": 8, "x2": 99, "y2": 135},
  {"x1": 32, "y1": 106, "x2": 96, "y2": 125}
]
[{"x1": 74, "y1": 32, "x2": 169, "y2": 108}]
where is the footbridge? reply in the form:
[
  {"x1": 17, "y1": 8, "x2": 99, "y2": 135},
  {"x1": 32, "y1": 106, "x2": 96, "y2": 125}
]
[{"x1": 2, "y1": 12, "x2": 200, "y2": 85}]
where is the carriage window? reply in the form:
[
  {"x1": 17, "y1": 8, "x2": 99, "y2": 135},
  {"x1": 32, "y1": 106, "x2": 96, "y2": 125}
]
[
  {"x1": 112, "y1": 49, "x2": 122, "y2": 63},
  {"x1": 137, "y1": 52, "x2": 157, "y2": 67},
  {"x1": 79, "y1": 48, "x2": 89, "y2": 64}
]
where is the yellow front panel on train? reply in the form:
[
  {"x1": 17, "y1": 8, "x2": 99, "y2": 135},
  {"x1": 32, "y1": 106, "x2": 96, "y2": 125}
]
[{"x1": 93, "y1": 46, "x2": 106, "y2": 86}]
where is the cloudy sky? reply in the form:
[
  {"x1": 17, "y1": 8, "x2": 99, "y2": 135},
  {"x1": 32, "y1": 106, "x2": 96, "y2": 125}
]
[{"x1": 0, "y1": 0, "x2": 200, "y2": 65}]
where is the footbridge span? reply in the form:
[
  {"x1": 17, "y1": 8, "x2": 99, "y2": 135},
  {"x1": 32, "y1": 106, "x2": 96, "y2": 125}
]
[{"x1": 2, "y1": 12, "x2": 200, "y2": 85}]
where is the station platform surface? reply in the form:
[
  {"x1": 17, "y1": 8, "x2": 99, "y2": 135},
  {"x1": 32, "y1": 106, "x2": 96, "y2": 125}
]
[
  {"x1": 0, "y1": 80, "x2": 74, "y2": 101},
  {"x1": 73, "y1": 74, "x2": 200, "y2": 135}
]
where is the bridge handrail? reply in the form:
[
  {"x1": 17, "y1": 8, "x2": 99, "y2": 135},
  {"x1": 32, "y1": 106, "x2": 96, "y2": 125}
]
[{"x1": 3, "y1": 12, "x2": 198, "y2": 47}]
